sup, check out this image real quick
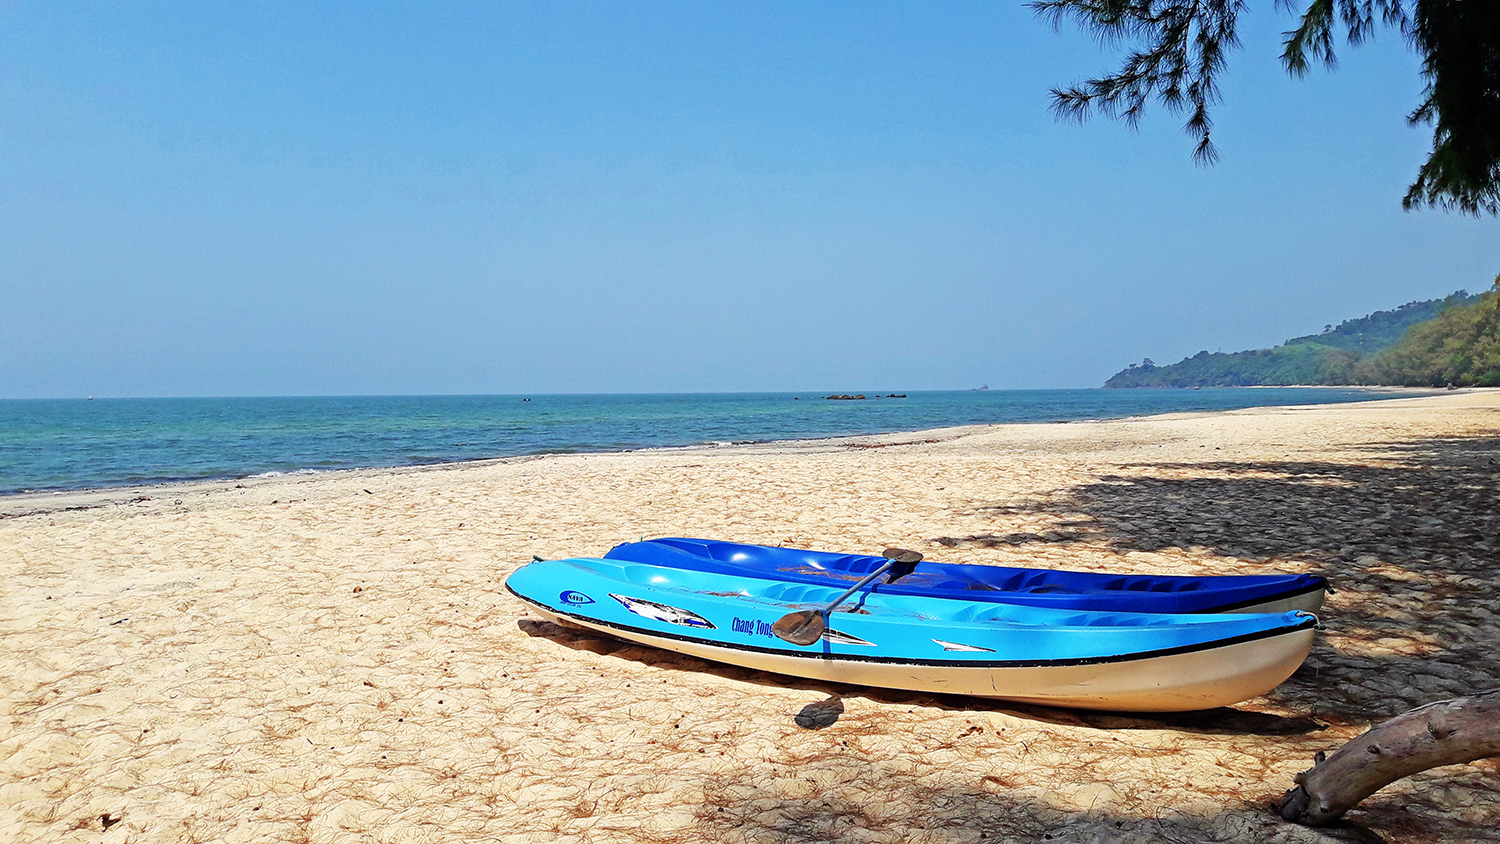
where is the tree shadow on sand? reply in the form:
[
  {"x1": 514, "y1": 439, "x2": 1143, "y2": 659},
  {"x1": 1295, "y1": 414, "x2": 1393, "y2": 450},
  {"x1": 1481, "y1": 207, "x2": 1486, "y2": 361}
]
[
  {"x1": 935, "y1": 433, "x2": 1500, "y2": 723},
  {"x1": 662, "y1": 769, "x2": 1414, "y2": 844}
]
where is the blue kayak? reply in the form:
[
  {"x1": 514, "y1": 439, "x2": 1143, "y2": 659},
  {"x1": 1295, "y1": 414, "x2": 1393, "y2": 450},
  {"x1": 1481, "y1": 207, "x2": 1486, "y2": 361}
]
[
  {"x1": 506, "y1": 557, "x2": 1318, "y2": 711},
  {"x1": 604, "y1": 538, "x2": 1327, "y2": 614}
]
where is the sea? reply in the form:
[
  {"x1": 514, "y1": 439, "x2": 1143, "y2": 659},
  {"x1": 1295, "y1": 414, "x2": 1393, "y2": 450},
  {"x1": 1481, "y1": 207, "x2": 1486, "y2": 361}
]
[{"x1": 0, "y1": 389, "x2": 1412, "y2": 495}]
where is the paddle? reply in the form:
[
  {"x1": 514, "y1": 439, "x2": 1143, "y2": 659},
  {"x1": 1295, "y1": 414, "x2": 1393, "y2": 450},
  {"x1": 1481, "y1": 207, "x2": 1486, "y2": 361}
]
[{"x1": 771, "y1": 547, "x2": 923, "y2": 646}]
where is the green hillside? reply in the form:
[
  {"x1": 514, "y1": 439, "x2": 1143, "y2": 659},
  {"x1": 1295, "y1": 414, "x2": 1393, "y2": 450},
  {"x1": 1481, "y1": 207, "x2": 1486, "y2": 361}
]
[
  {"x1": 1358, "y1": 288, "x2": 1500, "y2": 387},
  {"x1": 1282, "y1": 292, "x2": 1481, "y2": 353},
  {"x1": 1105, "y1": 290, "x2": 1483, "y2": 388}
]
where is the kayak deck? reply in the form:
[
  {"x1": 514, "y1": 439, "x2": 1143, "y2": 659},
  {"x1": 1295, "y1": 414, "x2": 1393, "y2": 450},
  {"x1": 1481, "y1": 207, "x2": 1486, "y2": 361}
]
[{"x1": 605, "y1": 538, "x2": 1327, "y2": 614}]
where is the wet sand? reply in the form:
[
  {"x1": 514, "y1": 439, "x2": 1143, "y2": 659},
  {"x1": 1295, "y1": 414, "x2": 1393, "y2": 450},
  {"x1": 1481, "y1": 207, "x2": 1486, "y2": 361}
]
[{"x1": 3, "y1": 390, "x2": 1498, "y2": 843}]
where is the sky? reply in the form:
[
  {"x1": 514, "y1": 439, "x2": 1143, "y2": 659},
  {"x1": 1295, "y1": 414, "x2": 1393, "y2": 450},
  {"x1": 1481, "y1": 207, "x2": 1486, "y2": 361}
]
[{"x1": 2, "y1": 1, "x2": 1496, "y2": 398}]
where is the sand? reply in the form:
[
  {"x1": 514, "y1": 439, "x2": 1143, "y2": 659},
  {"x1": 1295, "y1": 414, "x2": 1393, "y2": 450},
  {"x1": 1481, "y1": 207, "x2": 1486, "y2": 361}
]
[{"x1": 2, "y1": 390, "x2": 1498, "y2": 843}]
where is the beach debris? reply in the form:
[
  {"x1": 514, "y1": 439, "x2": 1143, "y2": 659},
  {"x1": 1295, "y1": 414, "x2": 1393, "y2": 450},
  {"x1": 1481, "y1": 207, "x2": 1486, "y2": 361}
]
[
  {"x1": 1279, "y1": 688, "x2": 1500, "y2": 825},
  {"x1": 932, "y1": 531, "x2": 1086, "y2": 547},
  {"x1": 793, "y1": 694, "x2": 844, "y2": 730},
  {"x1": 843, "y1": 438, "x2": 942, "y2": 450}
]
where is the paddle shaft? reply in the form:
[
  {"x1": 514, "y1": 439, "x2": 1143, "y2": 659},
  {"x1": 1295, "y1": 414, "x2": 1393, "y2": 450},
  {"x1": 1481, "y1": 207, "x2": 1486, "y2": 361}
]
[
  {"x1": 822, "y1": 561, "x2": 895, "y2": 615},
  {"x1": 772, "y1": 548, "x2": 922, "y2": 646}
]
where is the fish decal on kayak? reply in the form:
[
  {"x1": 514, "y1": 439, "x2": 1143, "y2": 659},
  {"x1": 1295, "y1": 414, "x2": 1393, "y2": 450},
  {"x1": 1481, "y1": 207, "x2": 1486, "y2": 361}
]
[
  {"x1": 932, "y1": 638, "x2": 996, "y2": 653},
  {"x1": 822, "y1": 628, "x2": 876, "y2": 647},
  {"x1": 610, "y1": 594, "x2": 716, "y2": 629}
]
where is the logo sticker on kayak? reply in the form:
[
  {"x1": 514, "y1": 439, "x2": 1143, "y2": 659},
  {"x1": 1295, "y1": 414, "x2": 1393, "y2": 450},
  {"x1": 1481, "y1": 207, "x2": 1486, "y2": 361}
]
[
  {"x1": 610, "y1": 594, "x2": 716, "y2": 629},
  {"x1": 559, "y1": 591, "x2": 595, "y2": 606}
]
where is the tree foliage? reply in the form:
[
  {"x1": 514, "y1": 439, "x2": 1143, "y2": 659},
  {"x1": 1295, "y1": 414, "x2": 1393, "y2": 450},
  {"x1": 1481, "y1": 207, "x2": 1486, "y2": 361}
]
[
  {"x1": 1034, "y1": 0, "x2": 1500, "y2": 214},
  {"x1": 1360, "y1": 281, "x2": 1500, "y2": 385},
  {"x1": 1283, "y1": 289, "x2": 1479, "y2": 351}
]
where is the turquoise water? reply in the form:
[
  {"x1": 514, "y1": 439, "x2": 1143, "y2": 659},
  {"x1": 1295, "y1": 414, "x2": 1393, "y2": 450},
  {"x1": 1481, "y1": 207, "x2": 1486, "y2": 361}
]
[{"x1": 0, "y1": 389, "x2": 1407, "y2": 495}]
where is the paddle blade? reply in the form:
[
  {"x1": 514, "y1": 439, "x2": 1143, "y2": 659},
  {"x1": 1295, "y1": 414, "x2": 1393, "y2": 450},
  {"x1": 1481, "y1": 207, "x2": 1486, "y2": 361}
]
[
  {"x1": 772, "y1": 610, "x2": 826, "y2": 646},
  {"x1": 881, "y1": 547, "x2": 923, "y2": 583}
]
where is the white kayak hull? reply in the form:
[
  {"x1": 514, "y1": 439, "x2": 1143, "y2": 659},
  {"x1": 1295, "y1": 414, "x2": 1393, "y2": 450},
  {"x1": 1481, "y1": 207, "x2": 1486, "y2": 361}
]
[{"x1": 524, "y1": 602, "x2": 1315, "y2": 712}]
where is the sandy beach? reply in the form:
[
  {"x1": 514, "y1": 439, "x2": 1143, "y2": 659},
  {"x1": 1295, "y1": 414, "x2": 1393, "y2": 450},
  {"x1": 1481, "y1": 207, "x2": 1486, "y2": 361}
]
[{"x1": 3, "y1": 390, "x2": 1498, "y2": 843}]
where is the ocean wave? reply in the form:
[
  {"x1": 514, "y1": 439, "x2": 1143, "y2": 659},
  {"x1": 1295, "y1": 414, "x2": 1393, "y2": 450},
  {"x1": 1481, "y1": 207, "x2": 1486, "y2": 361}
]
[{"x1": 248, "y1": 469, "x2": 324, "y2": 479}]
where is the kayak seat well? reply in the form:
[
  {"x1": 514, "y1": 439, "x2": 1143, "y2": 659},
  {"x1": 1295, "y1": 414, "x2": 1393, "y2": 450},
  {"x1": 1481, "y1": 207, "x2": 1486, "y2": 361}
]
[
  {"x1": 1120, "y1": 579, "x2": 1171, "y2": 592},
  {"x1": 1003, "y1": 573, "x2": 1082, "y2": 594},
  {"x1": 837, "y1": 555, "x2": 885, "y2": 575},
  {"x1": 1105, "y1": 576, "x2": 1207, "y2": 593},
  {"x1": 995, "y1": 573, "x2": 1031, "y2": 591},
  {"x1": 761, "y1": 582, "x2": 847, "y2": 604},
  {"x1": 618, "y1": 564, "x2": 680, "y2": 586},
  {"x1": 653, "y1": 538, "x2": 725, "y2": 557},
  {"x1": 943, "y1": 603, "x2": 984, "y2": 623}
]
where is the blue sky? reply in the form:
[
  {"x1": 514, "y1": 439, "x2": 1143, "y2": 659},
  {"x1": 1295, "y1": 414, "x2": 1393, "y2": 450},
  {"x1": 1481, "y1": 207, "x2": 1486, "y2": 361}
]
[{"x1": 2, "y1": 1, "x2": 1495, "y2": 397}]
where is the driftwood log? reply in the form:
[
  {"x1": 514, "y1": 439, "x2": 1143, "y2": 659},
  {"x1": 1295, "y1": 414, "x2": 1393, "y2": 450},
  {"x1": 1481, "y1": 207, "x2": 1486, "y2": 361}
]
[{"x1": 1279, "y1": 689, "x2": 1500, "y2": 825}]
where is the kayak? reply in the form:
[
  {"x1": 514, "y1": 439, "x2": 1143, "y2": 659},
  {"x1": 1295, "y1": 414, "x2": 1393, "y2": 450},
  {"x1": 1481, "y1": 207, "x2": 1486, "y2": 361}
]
[
  {"x1": 603, "y1": 538, "x2": 1327, "y2": 614},
  {"x1": 506, "y1": 557, "x2": 1318, "y2": 712}
]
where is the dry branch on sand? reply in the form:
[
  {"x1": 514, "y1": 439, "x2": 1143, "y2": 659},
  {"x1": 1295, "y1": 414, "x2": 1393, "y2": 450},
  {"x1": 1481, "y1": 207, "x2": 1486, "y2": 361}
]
[{"x1": 1280, "y1": 689, "x2": 1500, "y2": 825}]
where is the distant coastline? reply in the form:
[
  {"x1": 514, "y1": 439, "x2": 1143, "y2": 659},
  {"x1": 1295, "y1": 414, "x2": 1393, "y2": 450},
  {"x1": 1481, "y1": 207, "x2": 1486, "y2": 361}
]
[{"x1": 1105, "y1": 289, "x2": 1496, "y2": 389}]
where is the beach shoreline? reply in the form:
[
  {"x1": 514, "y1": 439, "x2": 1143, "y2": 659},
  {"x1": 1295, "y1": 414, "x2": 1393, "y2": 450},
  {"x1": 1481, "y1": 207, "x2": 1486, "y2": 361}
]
[
  {"x1": 0, "y1": 387, "x2": 1478, "y2": 520},
  {"x1": 3, "y1": 389, "x2": 1498, "y2": 842},
  {"x1": 0, "y1": 386, "x2": 1451, "y2": 507}
]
